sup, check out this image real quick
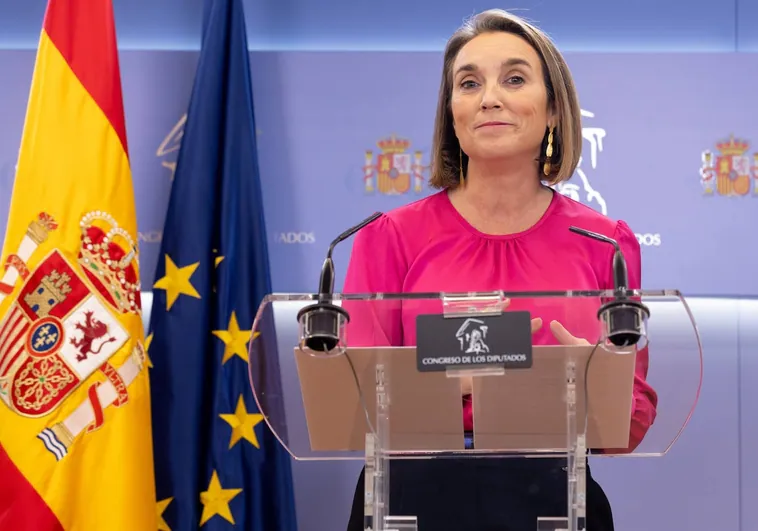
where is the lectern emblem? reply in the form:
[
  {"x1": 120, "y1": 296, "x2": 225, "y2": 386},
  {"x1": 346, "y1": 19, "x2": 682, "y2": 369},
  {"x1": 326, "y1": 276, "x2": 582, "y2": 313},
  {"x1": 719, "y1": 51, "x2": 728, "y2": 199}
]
[
  {"x1": 415, "y1": 313, "x2": 533, "y2": 372},
  {"x1": 456, "y1": 318, "x2": 490, "y2": 355}
]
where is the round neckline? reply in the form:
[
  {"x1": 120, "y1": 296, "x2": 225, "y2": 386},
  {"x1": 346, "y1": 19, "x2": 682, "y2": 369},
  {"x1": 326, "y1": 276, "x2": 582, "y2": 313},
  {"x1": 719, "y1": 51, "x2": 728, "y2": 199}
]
[{"x1": 440, "y1": 187, "x2": 559, "y2": 240}]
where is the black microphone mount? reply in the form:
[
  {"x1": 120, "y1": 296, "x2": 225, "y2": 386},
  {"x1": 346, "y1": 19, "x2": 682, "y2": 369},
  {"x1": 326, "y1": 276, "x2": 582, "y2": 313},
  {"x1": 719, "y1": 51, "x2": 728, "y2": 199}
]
[
  {"x1": 297, "y1": 212, "x2": 383, "y2": 354},
  {"x1": 569, "y1": 226, "x2": 650, "y2": 347}
]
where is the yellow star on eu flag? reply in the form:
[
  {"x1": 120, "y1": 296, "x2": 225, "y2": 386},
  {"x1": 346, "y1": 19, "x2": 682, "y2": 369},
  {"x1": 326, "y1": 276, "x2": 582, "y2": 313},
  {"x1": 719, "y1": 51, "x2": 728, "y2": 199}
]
[
  {"x1": 219, "y1": 395, "x2": 264, "y2": 449},
  {"x1": 212, "y1": 248, "x2": 224, "y2": 268},
  {"x1": 153, "y1": 254, "x2": 201, "y2": 310},
  {"x1": 157, "y1": 497, "x2": 173, "y2": 531},
  {"x1": 144, "y1": 333, "x2": 154, "y2": 368},
  {"x1": 212, "y1": 311, "x2": 252, "y2": 364},
  {"x1": 199, "y1": 470, "x2": 242, "y2": 525}
]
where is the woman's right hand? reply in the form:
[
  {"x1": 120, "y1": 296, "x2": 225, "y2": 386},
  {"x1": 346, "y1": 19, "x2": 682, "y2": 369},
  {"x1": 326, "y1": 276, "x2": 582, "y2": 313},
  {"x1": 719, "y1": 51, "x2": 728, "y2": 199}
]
[{"x1": 460, "y1": 303, "x2": 543, "y2": 396}]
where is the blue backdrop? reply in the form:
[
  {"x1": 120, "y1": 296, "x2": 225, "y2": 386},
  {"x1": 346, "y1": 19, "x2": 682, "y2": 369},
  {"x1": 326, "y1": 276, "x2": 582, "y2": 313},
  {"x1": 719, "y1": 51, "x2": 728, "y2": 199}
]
[
  {"x1": 1, "y1": 50, "x2": 756, "y2": 296},
  {"x1": 0, "y1": 0, "x2": 756, "y2": 52},
  {"x1": 1, "y1": 2, "x2": 758, "y2": 530}
]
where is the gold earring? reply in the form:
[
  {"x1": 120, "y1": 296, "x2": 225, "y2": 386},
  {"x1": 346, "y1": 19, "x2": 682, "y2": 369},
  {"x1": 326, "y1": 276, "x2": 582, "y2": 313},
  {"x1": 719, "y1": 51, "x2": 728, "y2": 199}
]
[
  {"x1": 543, "y1": 126, "x2": 554, "y2": 177},
  {"x1": 459, "y1": 148, "x2": 465, "y2": 187}
]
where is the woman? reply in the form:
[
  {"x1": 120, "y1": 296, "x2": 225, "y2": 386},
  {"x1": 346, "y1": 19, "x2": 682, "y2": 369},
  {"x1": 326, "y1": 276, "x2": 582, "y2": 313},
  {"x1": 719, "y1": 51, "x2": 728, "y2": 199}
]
[{"x1": 342, "y1": 9, "x2": 657, "y2": 531}]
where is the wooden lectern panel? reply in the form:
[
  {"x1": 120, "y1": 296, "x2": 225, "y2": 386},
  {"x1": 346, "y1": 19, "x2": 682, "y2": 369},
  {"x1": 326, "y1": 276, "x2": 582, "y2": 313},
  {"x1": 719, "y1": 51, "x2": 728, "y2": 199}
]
[
  {"x1": 473, "y1": 345, "x2": 635, "y2": 451},
  {"x1": 294, "y1": 345, "x2": 635, "y2": 453}
]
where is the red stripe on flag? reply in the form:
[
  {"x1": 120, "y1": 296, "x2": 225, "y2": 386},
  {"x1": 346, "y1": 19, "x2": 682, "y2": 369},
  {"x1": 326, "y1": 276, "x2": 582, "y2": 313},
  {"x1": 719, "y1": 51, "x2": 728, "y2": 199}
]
[
  {"x1": 0, "y1": 444, "x2": 64, "y2": 531},
  {"x1": 86, "y1": 383, "x2": 105, "y2": 432},
  {"x1": 42, "y1": 0, "x2": 129, "y2": 157}
]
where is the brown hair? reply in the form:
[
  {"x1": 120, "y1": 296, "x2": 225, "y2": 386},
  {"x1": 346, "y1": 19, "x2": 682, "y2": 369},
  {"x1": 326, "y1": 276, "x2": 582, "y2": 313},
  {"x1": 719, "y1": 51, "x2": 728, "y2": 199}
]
[{"x1": 429, "y1": 9, "x2": 582, "y2": 188}]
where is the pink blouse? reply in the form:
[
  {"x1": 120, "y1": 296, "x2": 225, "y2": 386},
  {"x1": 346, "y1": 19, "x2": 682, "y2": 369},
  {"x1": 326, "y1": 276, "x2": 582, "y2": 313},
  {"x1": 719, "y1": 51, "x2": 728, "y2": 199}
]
[{"x1": 342, "y1": 189, "x2": 657, "y2": 452}]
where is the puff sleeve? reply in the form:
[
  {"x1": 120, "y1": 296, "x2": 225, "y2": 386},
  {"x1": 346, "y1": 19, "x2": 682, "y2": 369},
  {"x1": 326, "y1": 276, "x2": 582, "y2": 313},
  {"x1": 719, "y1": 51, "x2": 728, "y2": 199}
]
[
  {"x1": 608, "y1": 220, "x2": 658, "y2": 453},
  {"x1": 341, "y1": 214, "x2": 409, "y2": 347}
]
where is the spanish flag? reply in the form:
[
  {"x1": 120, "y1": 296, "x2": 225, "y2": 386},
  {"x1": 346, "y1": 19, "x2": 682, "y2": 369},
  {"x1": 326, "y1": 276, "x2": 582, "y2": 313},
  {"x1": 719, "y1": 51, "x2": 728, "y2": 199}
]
[{"x1": 0, "y1": 1, "x2": 157, "y2": 530}]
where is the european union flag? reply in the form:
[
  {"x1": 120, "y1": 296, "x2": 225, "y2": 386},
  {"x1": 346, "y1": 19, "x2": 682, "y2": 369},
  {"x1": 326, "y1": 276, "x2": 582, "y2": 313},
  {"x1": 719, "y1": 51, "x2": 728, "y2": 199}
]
[{"x1": 147, "y1": 0, "x2": 298, "y2": 529}]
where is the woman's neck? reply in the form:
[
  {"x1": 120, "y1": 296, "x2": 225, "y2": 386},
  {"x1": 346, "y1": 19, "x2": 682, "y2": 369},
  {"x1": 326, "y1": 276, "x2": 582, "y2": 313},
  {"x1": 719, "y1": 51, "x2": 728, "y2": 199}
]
[{"x1": 448, "y1": 159, "x2": 554, "y2": 236}]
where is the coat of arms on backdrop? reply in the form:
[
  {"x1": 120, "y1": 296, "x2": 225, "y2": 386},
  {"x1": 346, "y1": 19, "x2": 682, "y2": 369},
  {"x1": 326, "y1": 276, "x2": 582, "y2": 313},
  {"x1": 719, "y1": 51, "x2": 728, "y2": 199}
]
[
  {"x1": 363, "y1": 134, "x2": 428, "y2": 195},
  {"x1": 700, "y1": 135, "x2": 758, "y2": 196}
]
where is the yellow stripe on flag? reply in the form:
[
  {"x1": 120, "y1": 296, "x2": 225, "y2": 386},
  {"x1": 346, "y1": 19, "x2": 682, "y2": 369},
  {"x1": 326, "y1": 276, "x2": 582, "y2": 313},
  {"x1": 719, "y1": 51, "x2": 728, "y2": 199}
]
[
  {"x1": 0, "y1": 4, "x2": 157, "y2": 530},
  {"x1": 6, "y1": 38, "x2": 135, "y2": 236}
]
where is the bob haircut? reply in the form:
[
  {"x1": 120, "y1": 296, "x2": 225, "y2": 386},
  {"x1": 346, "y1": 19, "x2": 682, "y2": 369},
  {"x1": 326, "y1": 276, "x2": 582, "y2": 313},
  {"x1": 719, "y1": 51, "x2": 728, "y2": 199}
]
[{"x1": 429, "y1": 9, "x2": 582, "y2": 188}]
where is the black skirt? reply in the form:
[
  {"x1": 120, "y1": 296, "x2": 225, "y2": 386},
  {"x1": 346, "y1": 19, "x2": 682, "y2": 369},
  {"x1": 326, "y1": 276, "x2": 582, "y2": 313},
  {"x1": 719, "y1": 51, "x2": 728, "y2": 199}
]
[{"x1": 346, "y1": 457, "x2": 614, "y2": 531}]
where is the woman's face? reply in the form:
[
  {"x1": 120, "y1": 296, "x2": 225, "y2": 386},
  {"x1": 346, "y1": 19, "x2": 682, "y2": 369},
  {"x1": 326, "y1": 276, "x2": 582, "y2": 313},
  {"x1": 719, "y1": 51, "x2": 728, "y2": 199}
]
[{"x1": 450, "y1": 31, "x2": 554, "y2": 166}]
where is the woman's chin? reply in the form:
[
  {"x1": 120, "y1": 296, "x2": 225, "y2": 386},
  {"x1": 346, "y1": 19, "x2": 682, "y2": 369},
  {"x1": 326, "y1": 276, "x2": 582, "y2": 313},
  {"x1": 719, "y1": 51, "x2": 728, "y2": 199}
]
[{"x1": 468, "y1": 147, "x2": 524, "y2": 163}]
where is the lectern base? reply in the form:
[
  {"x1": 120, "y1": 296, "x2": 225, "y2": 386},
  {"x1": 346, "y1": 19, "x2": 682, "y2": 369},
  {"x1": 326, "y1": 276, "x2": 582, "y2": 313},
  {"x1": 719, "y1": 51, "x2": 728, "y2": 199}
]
[
  {"x1": 537, "y1": 516, "x2": 586, "y2": 531},
  {"x1": 383, "y1": 515, "x2": 418, "y2": 531},
  {"x1": 374, "y1": 514, "x2": 584, "y2": 530}
]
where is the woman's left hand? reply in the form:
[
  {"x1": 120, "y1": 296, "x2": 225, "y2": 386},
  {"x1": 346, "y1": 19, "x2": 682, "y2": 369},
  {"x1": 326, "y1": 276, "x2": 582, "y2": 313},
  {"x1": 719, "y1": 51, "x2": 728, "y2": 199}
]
[{"x1": 533, "y1": 319, "x2": 590, "y2": 346}]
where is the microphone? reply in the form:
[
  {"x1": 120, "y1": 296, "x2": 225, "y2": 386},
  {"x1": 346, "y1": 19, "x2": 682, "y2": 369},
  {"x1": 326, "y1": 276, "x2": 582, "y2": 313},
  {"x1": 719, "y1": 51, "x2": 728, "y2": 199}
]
[
  {"x1": 296, "y1": 212, "x2": 383, "y2": 353},
  {"x1": 569, "y1": 226, "x2": 650, "y2": 347}
]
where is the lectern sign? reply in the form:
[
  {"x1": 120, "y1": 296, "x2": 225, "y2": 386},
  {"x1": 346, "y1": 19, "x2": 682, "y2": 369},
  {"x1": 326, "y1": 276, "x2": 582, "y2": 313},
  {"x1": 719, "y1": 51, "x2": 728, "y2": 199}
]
[{"x1": 415, "y1": 312, "x2": 533, "y2": 372}]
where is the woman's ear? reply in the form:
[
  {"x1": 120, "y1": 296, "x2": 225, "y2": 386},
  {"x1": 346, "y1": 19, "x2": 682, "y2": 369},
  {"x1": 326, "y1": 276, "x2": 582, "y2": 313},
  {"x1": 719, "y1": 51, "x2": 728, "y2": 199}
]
[{"x1": 546, "y1": 100, "x2": 559, "y2": 130}]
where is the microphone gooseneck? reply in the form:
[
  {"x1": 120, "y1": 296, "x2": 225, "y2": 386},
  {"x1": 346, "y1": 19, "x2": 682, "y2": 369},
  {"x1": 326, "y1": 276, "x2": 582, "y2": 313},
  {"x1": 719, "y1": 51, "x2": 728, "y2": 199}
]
[
  {"x1": 569, "y1": 226, "x2": 650, "y2": 347},
  {"x1": 296, "y1": 212, "x2": 383, "y2": 353}
]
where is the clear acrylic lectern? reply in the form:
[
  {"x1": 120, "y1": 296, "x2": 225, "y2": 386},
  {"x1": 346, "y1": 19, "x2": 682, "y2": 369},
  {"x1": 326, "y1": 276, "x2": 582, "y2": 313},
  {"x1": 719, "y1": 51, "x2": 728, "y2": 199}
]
[{"x1": 247, "y1": 290, "x2": 702, "y2": 531}]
